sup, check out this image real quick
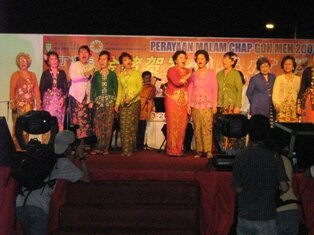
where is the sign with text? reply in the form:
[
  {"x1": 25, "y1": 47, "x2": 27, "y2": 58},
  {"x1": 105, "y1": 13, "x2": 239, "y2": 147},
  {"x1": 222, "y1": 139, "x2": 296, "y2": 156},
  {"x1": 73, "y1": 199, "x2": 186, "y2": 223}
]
[{"x1": 43, "y1": 35, "x2": 314, "y2": 86}]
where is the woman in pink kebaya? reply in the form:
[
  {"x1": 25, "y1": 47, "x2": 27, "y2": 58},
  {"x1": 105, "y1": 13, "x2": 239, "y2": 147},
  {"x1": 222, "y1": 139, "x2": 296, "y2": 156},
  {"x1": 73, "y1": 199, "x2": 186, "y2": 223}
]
[{"x1": 188, "y1": 50, "x2": 217, "y2": 159}]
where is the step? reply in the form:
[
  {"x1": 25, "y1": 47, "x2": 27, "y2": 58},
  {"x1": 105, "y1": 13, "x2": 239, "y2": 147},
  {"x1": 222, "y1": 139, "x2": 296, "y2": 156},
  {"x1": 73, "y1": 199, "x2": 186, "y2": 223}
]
[
  {"x1": 59, "y1": 204, "x2": 199, "y2": 230},
  {"x1": 66, "y1": 181, "x2": 200, "y2": 206},
  {"x1": 54, "y1": 228, "x2": 199, "y2": 235}
]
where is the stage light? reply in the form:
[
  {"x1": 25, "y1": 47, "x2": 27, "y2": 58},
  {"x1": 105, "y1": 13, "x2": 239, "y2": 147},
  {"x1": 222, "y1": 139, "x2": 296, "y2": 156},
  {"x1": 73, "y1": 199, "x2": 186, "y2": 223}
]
[{"x1": 266, "y1": 23, "x2": 275, "y2": 29}]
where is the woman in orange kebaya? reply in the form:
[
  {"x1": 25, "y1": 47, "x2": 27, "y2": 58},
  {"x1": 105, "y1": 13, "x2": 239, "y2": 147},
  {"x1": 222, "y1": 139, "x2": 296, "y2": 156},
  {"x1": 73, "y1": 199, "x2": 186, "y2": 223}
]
[{"x1": 9, "y1": 52, "x2": 41, "y2": 150}]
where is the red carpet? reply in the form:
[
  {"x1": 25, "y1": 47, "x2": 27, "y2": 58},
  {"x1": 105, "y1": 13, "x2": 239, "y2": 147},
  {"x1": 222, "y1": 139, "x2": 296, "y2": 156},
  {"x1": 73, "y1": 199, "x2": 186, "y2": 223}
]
[
  {"x1": 85, "y1": 150, "x2": 209, "y2": 181},
  {"x1": 48, "y1": 150, "x2": 236, "y2": 235}
]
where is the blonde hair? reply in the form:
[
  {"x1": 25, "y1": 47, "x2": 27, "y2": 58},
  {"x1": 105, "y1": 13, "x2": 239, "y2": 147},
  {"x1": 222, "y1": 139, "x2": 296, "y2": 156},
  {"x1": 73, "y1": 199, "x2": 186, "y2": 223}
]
[{"x1": 16, "y1": 52, "x2": 32, "y2": 69}]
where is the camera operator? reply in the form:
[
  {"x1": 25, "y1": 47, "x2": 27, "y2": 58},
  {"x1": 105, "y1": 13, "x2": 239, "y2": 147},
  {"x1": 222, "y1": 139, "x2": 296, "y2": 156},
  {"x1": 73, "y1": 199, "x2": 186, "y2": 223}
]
[
  {"x1": 232, "y1": 115, "x2": 289, "y2": 235},
  {"x1": 16, "y1": 130, "x2": 89, "y2": 235}
]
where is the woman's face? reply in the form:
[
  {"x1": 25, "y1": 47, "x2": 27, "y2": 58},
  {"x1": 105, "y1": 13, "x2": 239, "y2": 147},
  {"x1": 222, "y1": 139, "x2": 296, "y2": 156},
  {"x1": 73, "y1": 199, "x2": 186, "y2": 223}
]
[
  {"x1": 48, "y1": 55, "x2": 59, "y2": 69},
  {"x1": 78, "y1": 49, "x2": 90, "y2": 64},
  {"x1": 99, "y1": 54, "x2": 109, "y2": 69},
  {"x1": 122, "y1": 56, "x2": 132, "y2": 70},
  {"x1": 196, "y1": 54, "x2": 208, "y2": 69},
  {"x1": 283, "y1": 59, "x2": 294, "y2": 73},
  {"x1": 260, "y1": 62, "x2": 270, "y2": 75},
  {"x1": 175, "y1": 53, "x2": 187, "y2": 68},
  {"x1": 223, "y1": 56, "x2": 234, "y2": 69},
  {"x1": 19, "y1": 56, "x2": 28, "y2": 70}
]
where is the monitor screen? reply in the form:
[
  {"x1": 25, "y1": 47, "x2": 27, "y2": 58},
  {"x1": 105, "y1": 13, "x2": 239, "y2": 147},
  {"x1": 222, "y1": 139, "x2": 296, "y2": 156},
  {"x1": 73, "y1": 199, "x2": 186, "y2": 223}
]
[{"x1": 154, "y1": 97, "x2": 165, "y2": 113}]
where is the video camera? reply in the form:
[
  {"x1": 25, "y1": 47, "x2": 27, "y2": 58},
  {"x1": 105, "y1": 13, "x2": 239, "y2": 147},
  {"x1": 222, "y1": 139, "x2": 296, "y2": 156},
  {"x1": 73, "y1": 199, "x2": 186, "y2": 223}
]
[{"x1": 15, "y1": 110, "x2": 58, "y2": 150}]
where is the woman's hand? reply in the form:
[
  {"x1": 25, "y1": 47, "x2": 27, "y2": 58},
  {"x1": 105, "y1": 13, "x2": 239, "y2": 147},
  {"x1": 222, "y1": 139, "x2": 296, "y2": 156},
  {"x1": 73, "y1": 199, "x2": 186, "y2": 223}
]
[
  {"x1": 114, "y1": 105, "x2": 119, "y2": 113},
  {"x1": 233, "y1": 107, "x2": 240, "y2": 114},
  {"x1": 297, "y1": 106, "x2": 301, "y2": 115},
  {"x1": 9, "y1": 100, "x2": 16, "y2": 111},
  {"x1": 84, "y1": 68, "x2": 95, "y2": 78},
  {"x1": 115, "y1": 65, "x2": 124, "y2": 75},
  {"x1": 187, "y1": 106, "x2": 191, "y2": 115},
  {"x1": 188, "y1": 68, "x2": 193, "y2": 77},
  {"x1": 212, "y1": 107, "x2": 217, "y2": 114},
  {"x1": 88, "y1": 102, "x2": 94, "y2": 109}
]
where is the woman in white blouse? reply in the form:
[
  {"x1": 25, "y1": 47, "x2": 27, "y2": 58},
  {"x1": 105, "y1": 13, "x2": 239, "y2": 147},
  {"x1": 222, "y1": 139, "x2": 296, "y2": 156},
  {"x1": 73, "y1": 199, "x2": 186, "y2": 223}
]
[{"x1": 272, "y1": 55, "x2": 301, "y2": 122}]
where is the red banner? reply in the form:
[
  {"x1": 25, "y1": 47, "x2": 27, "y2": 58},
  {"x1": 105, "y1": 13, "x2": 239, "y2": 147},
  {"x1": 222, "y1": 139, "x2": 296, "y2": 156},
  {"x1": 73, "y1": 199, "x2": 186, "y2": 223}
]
[{"x1": 43, "y1": 35, "x2": 314, "y2": 84}]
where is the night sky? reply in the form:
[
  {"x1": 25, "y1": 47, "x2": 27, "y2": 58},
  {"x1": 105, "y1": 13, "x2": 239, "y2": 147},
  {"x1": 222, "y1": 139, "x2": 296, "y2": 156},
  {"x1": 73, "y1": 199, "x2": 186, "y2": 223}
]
[{"x1": 0, "y1": 0, "x2": 313, "y2": 39}]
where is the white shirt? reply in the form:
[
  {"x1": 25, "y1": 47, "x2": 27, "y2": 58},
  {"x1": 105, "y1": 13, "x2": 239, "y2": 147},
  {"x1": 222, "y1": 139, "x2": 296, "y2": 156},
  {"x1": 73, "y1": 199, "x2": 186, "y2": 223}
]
[
  {"x1": 16, "y1": 158, "x2": 82, "y2": 214},
  {"x1": 69, "y1": 61, "x2": 94, "y2": 103}
]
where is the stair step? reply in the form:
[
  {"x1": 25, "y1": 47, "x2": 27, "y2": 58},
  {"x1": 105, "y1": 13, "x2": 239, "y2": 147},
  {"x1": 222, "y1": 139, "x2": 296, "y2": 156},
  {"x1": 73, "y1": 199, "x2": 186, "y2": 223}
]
[
  {"x1": 59, "y1": 204, "x2": 199, "y2": 230},
  {"x1": 53, "y1": 228, "x2": 199, "y2": 235},
  {"x1": 66, "y1": 181, "x2": 199, "y2": 205}
]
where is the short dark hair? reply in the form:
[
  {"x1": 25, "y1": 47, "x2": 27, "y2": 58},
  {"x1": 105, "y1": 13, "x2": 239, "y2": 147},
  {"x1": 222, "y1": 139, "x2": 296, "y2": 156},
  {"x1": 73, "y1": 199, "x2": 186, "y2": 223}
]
[
  {"x1": 172, "y1": 50, "x2": 187, "y2": 64},
  {"x1": 142, "y1": 70, "x2": 152, "y2": 79},
  {"x1": 98, "y1": 50, "x2": 111, "y2": 60},
  {"x1": 194, "y1": 50, "x2": 209, "y2": 62},
  {"x1": 249, "y1": 115, "x2": 270, "y2": 142},
  {"x1": 45, "y1": 51, "x2": 59, "y2": 66},
  {"x1": 256, "y1": 57, "x2": 271, "y2": 71},
  {"x1": 224, "y1": 51, "x2": 238, "y2": 68},
  {"x1": 281, "y1": 55, "x2": 297, "y2": 72},
  {"x1": 78, "y1": 45, "x2": 91, "y2": 54},
  {"x1": 118, "y1": 52, "x2": 133, "y2": 64}
]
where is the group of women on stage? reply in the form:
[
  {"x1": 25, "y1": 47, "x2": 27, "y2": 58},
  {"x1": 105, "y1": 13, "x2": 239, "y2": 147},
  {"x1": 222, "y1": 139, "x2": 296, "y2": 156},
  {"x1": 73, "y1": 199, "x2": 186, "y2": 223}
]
[
  {"x1": 9, "y1": 46, "x2": 314, "y2": 159},
  {"x1": 165, "y1": 50, "x2": 314, "y2": 159},
  {"x1": 9, "y1": 46, "x2": 142, "y2": 158}
]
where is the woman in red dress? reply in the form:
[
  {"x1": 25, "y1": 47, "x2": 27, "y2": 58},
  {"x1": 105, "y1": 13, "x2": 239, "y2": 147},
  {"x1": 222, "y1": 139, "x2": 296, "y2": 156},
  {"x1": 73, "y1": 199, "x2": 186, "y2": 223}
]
[{"x1": 164, "y1": 50, "x2": 192, "y2": 157}]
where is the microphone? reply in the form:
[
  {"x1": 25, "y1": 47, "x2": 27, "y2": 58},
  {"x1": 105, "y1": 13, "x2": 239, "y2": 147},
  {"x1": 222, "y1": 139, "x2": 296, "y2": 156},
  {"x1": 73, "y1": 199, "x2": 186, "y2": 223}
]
[
  {"x1": 87, "y1": 68, "x2": 96, "y2": 80},
  {"x1": 153, "y1": 76, "x2": 162, "y2": 81}
]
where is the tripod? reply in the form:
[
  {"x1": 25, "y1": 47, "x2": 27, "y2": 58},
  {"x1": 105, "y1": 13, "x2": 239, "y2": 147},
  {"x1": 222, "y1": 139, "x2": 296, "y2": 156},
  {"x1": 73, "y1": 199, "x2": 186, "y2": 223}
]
[{"x1": 158, "y1": 123, "x2": 167, "y2": 153}]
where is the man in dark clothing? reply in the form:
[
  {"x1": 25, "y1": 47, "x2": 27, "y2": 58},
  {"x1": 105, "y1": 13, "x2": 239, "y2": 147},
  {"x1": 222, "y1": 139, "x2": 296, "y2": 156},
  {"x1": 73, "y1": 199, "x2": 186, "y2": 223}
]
[{"x1": 232, "y1": 115, "x2": 289, "y2": 235}]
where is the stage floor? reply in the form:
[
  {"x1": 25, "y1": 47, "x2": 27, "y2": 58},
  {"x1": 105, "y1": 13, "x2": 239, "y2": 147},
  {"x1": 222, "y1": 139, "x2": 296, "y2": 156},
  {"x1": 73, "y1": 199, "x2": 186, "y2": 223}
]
[{"x1": 84, "y1": 149, "x2": 210, "y2": 181}]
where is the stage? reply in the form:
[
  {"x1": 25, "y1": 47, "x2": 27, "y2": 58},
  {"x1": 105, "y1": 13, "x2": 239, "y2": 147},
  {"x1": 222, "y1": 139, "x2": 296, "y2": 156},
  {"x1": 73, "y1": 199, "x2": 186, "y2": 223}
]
[{"x1": 1, "y1": 150, "x2": 314, "y2": 235}]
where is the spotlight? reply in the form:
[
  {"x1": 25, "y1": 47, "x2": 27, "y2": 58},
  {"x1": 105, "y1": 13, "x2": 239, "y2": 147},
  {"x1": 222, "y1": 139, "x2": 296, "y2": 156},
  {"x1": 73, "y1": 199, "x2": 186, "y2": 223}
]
[{"x1": 266, "y1": 23, "x2": 275, "y2": 29}]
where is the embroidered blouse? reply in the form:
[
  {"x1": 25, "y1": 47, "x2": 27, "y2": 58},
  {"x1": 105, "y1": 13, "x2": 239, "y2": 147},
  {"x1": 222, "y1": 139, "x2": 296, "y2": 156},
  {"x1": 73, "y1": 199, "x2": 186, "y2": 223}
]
[
  {"x1": 165, "y1": 66, "x2": 190, "y2": 106},
  {"x1": 217, "y1": 68, "x2": 243, "y2": 108},
  {"x1": 188, "y1": 70, "x2": 217, "y2": 109},
  {"x1": 115, "y1": 70, "x2": 143, "y2": 107}
]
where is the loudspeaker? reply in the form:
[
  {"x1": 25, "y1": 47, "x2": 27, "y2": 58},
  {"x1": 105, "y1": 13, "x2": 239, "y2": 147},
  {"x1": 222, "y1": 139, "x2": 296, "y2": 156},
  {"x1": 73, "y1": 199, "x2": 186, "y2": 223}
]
[
  {"x1": 268, "y1": 122, "x2": 314, "y2": 169},
  {"x1": 217, "y1": 114, "x2": 249, "y2": 138},
  {"x1": 0, "y1": 117, "x2": 16, "y2": 166}
]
